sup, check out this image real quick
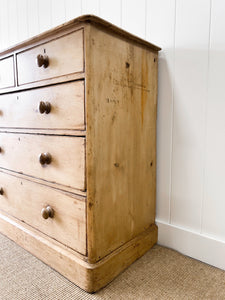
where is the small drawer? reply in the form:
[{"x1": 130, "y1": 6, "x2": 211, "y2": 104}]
[
  {"x1": 0, "y1": 80, "x2": 85, "y2": 130},
  {"x1": 0, "y1": 56, "x2": 15, "y2": 89},
  {"x1": 17, "y1": 29, "x2": 84, "y2": 86},
  {"x1": 0, "y1": 171, "x2": 86, "y2": 254},
  {"x1": 0, "y1": 133, "x2": 85, "y2": 191}
]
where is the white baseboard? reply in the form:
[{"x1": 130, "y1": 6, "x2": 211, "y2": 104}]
[{"x1": 156, "y1": 221, "x2": 225, "y2": 270}]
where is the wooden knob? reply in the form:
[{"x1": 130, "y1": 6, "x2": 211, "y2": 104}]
[
  {"x1": 41, "y1": 205, "x2": 54, "y2": 219},
  {"x1": 0, "y1": 147, "x2": 2, "y2": 153},
  {"x1": 36, "y1": 54, "x2": 49, "y2": 68},
  {"x1": 0, "y1": 188, "x2": 4, "y2": 195},
  {"x1": 39, "y1": 152, "x2": 52, "y2": 165},
  {"x1": 39, "y1": 101, "x2": 51, "y2": 114}
]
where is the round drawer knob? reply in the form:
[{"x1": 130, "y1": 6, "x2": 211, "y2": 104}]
[
  {"x1": 0, "y1": 188, "x2": 4, "y2": 195},
  {"x1": 41, "y1": 205, "x2": 54, "y2": 219},
  {"x1": 36, "y1": 54, "x2": 49, "y2": 68},
  {"x1": 39, "y1": 152, "x2": 52, "y2": 165},
  {"x1": 39, "y1": 101, "x2": 51, "y2": 114}
]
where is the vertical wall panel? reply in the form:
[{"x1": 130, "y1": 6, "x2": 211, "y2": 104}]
[
  {"x1": 17, "y1": 0, "x2": 28, "y2": 42},
  {"x1": 99, "y1": 0, "x2": 121, "y2": 26},
  {"x1": 52, "y1": 0, "x2": 65, "y2": 27},
  {"x1": 146, "y1": 0, "x2": 175, "y2": 223},
  {"x1": 202, "y1": 0, "x2": 225, "y2": 240},
  {"x1": 0, "y1": 0, "x2": 9, "y2": 49},
  {"x1": 0, "y1": 0, "x2": 3, "y2": 50},
  {"x1": 65, "y1": 0, "x2": 82, "y2": 21},
  {"x1": 27, "y1": 0, "x2": 39, "y2": 37},
  {"x1": 81, "y1": 0, "x2": 100, "y2": 15},
  {"x1": 121, "y1": 0, "x2": 146, "y2": 39},
  {"x1": 39, "y1": 0, "x2": 52, "y2": 33},
  {"x1": 171, "y1": 0, "x2": 211, "y2": 231},
  {"x1": 8, "y1": 0, "x2": 18, "y2": 46}
]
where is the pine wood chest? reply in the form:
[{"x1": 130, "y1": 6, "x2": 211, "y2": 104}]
[{"x1": 0, "y1": 15, "x2": 161, "y2": 292}]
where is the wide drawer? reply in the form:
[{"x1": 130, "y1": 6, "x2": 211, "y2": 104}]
[
  {"x1": 0, "y1": 81, "x2": 85, "y2": 130},
  {"x1": 0, "y1": 133, "x2": 85, "y2": 191},
  {"x1": 17, "y1": 29, "x2": 84, "y2": 85},
  {"x1": 0, "y1": 56, "x2": 15, "y2": 89},
  {"x1": 0, "y1": 171, "x2": 86, "y2": 254}
]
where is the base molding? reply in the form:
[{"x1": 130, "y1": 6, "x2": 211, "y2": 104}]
[
  {"x1": 0, "y1": 211, "x2": 157, "y2": 292},
  {"x1": 157, "y1": 221, "x2": 225, "y2": 270}
]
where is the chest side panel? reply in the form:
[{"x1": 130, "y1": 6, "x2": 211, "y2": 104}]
[{"x1": 86, "y1": 25, "x2": 158, "y2": 262}]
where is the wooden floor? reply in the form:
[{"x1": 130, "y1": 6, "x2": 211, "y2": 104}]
[{"x1": 0, "y1": 232, "x2": 224, "y2": 299}]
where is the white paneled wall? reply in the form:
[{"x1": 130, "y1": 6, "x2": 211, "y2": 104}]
[
  {"x1": 0, "y1": 0, "x2": 225, "y2": 270},
  {"x1": 203, "y1": 0, "x2": 225, "y2": 240},
  {"x1": 171, "y1": 0, "x2": 210, "y2": 231},
  {"x1": 147, "y1": 0, "x2": 176, "y2": 224}
]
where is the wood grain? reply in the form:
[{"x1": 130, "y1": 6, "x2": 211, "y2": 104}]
[
  {"x1": 87, "y1": 224, "x2": 158, "y2": 292},
  {"x1": 0, "y1": 15, "x2": 160, "y2": 292},
  {"x1": 17, "y1": 29, "x2": 84, "y2": 85},
  {"x1": 0, "y1": 133, "x2": 85, "y2": 191},
  {"x1": 0, "y1": 80, "x2": 85, "y2": 130},
  {"x1": 0, "y1": 168, "x2": 86, "y2": 198},
  {"x1": 85, "y1": 24, "x2": 158, "y2": 262},
  {"x1": 0, "y1": 128, "x2": 86, "y2": 136},
  {"x1": 0, "y1": 72, "x2": 85, "y2": 95},
  {"x1": 0, "y1": 171, "x2": 86, "y2": 254},
  {"x1": 0, "y1": 210, "x2": 157, "y2": 292}
]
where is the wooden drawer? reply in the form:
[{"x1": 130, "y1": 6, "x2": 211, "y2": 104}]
[
  {"x1": 0, "y1": 81, "x2": 85, "y2": 130},
  {"x1": 0, "y1": 56, "x2": 15, "y2": 89},
  {"x1": 0, "y1": 171, "x2": 86, "y2": 254},
  {"x1": 0, "y1": 133, "x2": 85, "y2": 191},
  {"x1": 17, "y1": 29, "x2": 84, "y2": 86}
]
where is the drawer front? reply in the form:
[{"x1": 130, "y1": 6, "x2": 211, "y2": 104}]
[
  {"x1": 17, "y1": 29, "x2": 84, "y2": 85},
  {"x1": 0, "y1": 133, "x2": 85, "y2": 191},
  {"x1": 0, "y1": 56, "x2": 15, "y2": 89},
  {"x1": 0, "y1": 171, "x2": 86, "y2": 254},
  {"x1": 0, "y1": 81, "x2": 85, "y2": 130}
]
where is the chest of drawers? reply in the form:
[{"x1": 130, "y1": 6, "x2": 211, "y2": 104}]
[{"x1": 0, "y1": 15, "x2": 160, "y2": 292}]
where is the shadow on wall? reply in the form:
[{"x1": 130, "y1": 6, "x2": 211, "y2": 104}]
[
  {"x1": 156, "y1": 50, "x2": 173, "y2": 223},
  {"x1": 156, "y1": 48, "x2": 206, "y2": 226},
  {"x1": 156, "y1": 48, "x2": 225, "y2": 240}
]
